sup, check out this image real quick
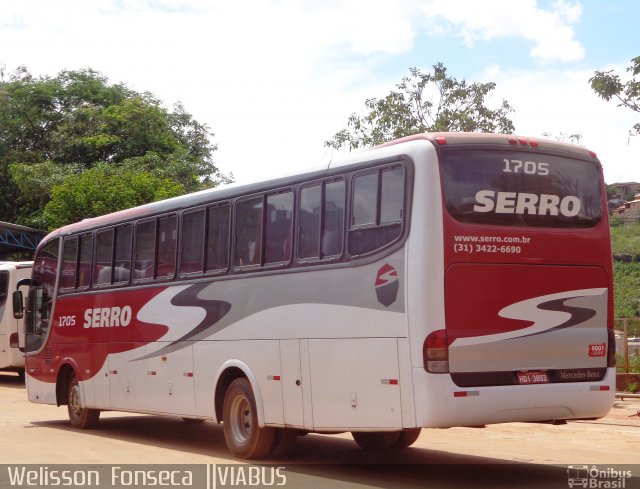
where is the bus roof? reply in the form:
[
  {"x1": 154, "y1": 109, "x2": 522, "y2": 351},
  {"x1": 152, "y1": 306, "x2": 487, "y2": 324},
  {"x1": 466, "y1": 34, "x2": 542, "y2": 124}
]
[
  {"x1": 376, "y1": 132, "x2": 598, "y2": 159},
  {"x1": 42, "y1": 132, "x2": 599, "y2": 243}
]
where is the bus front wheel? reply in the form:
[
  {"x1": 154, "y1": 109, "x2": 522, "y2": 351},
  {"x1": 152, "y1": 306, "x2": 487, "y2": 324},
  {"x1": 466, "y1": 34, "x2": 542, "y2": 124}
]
[
  {"x1": 222, "y1": 378, "x2": 275, "y2": 459},
  {"x1": 67, "y1": 373, "x2": 100, "y2": 429}
]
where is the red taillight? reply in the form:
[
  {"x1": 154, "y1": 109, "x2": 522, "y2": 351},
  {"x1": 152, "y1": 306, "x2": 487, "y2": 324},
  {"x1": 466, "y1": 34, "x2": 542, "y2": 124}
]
[
  {"x1": 424, "y1": 329, "x2": 449, "y2": 373},
  {"x1": 434, "y1": 136, "x2": 447, "y2": 145},
  {"x1": 507, "y1": 136, "x2": 538, "y2": 147}
]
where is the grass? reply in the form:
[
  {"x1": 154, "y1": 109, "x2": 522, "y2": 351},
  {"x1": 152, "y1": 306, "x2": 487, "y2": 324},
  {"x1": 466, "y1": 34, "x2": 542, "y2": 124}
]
[
  {"x1": 617, "y1": 354, "x2": 640, "y2": 374},
  {"x1": 613, "y1": 262, "x2": 640, "y2": 325},
  {"x1": 610, "y1": 220, "x2": 640, "y2": 256},
  {"x1": 611, "y1": 221, "x2": 640, "y2": 337}
]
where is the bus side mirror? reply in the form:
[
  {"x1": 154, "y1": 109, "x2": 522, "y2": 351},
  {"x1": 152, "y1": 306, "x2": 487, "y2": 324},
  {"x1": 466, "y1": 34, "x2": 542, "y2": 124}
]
[
  {"x1": 9, "y1": 332, "x2": 19, "y2": 349},
  {"x1": 13, "y1": 290, "x2": 24, "y2": 320}
]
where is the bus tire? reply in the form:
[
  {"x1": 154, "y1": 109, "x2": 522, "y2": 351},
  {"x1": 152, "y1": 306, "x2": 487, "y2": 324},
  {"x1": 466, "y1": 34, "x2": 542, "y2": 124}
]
[
  {"x1": 269, "y1": 428, "x2": 298, "y2": 458},
  {"x1": 394, "y1": 428, "x2": 421, "y2": 448},
  {"x1": 67, "y1": 373, "x2": 100, "y2": 429},
  {"x1": 351, "y1": 431, "x2": 403, "y2": 450},
  {"x1": 222, "y1": 378, "x2": 275, "y2": 459},
  {"x1": 182, "y1": 418, "x2": 205, "y2": 424}
]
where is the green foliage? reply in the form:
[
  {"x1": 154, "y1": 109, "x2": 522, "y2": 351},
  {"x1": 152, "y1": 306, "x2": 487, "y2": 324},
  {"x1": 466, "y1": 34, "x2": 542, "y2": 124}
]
[
  {"x1": 616, "y1": 354, "x2": 640, "y2": 374},
  {"x1": 610, "y1": 221, "x2": 640, "y2": 330},
  {"x1": 590, "y1": 56, "x2": 640, "y2": 137},
  {"x1": 610, "y1": 221, "x2": 640, "y2": 255},
  {"x1": 42, "y1": 163, "x2": 184, "y2": 229},
  {"x1": 541, "y1": 131, "x2": 583, "y2": 144},
  {"x1": 613, "y1": 262, "x2": 640, "y2": 321},
  {"x1": 0, "y1": 66, "x2": 229, "y2": 228},
  {"x1": 628, "y1": 382, "x2": 639, "y2": 392},
  {"x1": 8, "y1": 161, "x2": 80, "y2": 228},
  {"x1": 325, "y1": 62, "x2": 515, "y2": 151}
]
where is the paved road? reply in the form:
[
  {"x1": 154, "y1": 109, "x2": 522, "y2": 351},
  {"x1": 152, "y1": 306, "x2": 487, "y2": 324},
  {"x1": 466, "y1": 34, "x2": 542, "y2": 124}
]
[{"x1": 1, "y1": 373, "x2": 638, "y2": 488}]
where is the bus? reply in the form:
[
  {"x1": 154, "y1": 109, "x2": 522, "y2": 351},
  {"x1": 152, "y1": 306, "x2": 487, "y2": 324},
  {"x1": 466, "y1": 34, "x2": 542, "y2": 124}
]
[
  {"x1": 12, "y1": 132, "x2": 615, "y2": 459},
  {"x1": 1, "y1": 261, "x2": 31, "y2": 380}
]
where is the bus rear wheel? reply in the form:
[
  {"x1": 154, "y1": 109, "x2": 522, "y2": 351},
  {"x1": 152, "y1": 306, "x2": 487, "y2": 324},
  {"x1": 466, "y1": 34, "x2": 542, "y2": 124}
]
[
  {"x1": 395, "y1": 428, "x2": 421, "y2": 448},
  {"x1": 222, "y1": 378, "x2": 275, "y2": 459},
  {"x1": 67, "y1": 373, "x2": 100, "y2": 429},
  {"x1": 269, "y1": 428, "x2": 298, "y2": 458},
  {"x1": 351, "y1": 431, "x2": 403, "y2": 449}
]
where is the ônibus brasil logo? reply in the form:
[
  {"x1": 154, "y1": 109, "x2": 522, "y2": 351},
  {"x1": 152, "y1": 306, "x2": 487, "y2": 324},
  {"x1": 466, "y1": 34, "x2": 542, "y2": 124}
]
[{"x1": 375, "y1": 264, "x2": 399, "y2": 307}]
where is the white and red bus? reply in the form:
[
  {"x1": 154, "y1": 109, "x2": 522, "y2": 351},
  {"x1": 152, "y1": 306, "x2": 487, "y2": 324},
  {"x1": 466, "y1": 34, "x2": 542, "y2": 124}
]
[
  {"x1": 13, "y1": 133, "x2": 615, "y2": 459},
  {"x1": 1, "y1": 261, "x2": 31, "y2": 380}
]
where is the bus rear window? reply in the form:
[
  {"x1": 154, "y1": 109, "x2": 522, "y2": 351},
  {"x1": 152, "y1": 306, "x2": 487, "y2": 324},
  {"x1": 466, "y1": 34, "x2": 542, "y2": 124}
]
[{"x1": 441, "y1": 149, "x2": 602, "y2": 228}]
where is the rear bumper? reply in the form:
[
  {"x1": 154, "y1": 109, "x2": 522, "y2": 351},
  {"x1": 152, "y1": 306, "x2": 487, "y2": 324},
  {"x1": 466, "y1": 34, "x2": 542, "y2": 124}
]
[{"x1": 412, "y1": 367, "x2": 615, "y2": 428}]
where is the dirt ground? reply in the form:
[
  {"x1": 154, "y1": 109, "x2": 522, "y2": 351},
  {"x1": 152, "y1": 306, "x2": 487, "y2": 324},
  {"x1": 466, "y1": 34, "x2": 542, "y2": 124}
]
[{"x1": 0, "y1": 373, "x2": 638, "y2": 466}]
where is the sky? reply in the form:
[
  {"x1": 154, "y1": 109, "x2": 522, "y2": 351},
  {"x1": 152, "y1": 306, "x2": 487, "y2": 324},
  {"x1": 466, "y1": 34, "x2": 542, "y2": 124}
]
[{"x1": 1, "y1": 0, "x2": 639, "y2": 185}]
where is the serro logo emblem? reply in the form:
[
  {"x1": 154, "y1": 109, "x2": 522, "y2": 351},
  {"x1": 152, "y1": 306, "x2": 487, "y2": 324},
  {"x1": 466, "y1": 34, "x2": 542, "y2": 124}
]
[
  {"x1": 375, "y1": 264, "x2": 399, "y2": 307},
  {"x1": 589, "y1": 343, "x2": 606, "y2": 357}
]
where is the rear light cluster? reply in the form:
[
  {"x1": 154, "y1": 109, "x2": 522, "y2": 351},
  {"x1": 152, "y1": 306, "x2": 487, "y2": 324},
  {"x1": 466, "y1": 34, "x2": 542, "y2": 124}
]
[
  {"x1": 507, "y1": 137, "x2": 539, "y2": 147},
  {"x1": 423, "y1": 329, "x2": 449, "y2": 373}
]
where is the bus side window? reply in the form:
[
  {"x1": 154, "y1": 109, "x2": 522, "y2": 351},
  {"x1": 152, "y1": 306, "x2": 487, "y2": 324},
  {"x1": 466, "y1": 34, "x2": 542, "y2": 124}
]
[
  {"x1": 265, "y1": 191, "x2": 293, "y2": 264},
  {"x1": 114, "y1": 224, "x2": 132, "y2": 283},
  {"x1": 380, "y1": 167, "x2": 404, "y2": 223},
  {"x1": 352, "y1": 172, "x2": 378, "y2": 227},
  {"x1": 181, "y1": 209, "x2": 205, "y2": 275},
  {"x1": 234, "y1": 197, "x2": 263, "y2": 267},
  {"x1": 349, "y1": 166, "x2": 404, "y2": 256},
  {"x1": 298, "y1": 180, "x2": 345, "y2": 261},
  {"x1": 206, "y1": 203, "x2": 230, "y2": 272},
  {"x1": 321, "y1": 180, "x2": 345, "y2": 258},
  {"x1": 78, "y1": 234, "x2": 93, "y2": 288},
  {"x1": 298, "y1": 184, "x2": 321, "y2": 260},
  {"x1": 135, "y1": 220, "x2": 156, "y2": 280},
  {"x1": 61, "y1": 237, "x2": 78, "y2": 290},
  {"x1": 94, "y1": 229, "x2": 114, "y2": 285},
  {"x1": 157, "y1": 215, "x2": 177, "y2": 279}
]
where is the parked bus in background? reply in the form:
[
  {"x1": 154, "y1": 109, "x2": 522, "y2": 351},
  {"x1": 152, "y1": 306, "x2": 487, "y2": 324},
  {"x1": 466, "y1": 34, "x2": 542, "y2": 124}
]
[
  {"x1": 1, "y1": 261, "x2": 31, "y2": 380},
  {"x1": 13, "y1": 133, "x2": 615, "y2": 459}
]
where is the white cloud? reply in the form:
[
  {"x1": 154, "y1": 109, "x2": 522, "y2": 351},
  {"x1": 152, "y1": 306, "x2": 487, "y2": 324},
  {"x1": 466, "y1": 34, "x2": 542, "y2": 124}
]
[
  {"x1": 481, "y1": 64, "x2": 640, "y2": 183},
  {"x1": 421, "y1": 0, "x2": 585, "y2": 63},
  {"x1": 0, "y1": 0, "x2": 415, "y2": 183},
  {"x1": 2, "y1": 0, "x2": 636, "y2": 187}
]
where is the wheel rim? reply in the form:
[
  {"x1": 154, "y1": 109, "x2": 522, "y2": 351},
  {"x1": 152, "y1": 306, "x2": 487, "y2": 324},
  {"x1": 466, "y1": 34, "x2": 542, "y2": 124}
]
[
  {"x1": 229, "y1": 394, "x2": 252, "y2": 446},
  {"x1": 69, "y1": 382, "x2": 82, "y2": 419}
]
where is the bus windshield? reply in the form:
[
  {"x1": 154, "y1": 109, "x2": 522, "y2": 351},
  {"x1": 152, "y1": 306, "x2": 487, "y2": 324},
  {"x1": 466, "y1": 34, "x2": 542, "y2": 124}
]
[{"x1": 440, "y1": 149, "x2": 602, "y2": 228}]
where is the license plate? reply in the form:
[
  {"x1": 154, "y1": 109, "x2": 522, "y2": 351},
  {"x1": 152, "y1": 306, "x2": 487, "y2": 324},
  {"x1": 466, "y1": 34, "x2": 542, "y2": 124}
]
[{"x1": 517, "y1": 371, "x2": 549, "y2": 384}]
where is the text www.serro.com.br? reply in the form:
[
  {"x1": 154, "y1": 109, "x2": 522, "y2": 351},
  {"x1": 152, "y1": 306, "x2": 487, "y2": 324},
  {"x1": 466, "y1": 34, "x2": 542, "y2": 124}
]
[{"x1": 453, "y1": 235, "x2": 531, "y2": 244}]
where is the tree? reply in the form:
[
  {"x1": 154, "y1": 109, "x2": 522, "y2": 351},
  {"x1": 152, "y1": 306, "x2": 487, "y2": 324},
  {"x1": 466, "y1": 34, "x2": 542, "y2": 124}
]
[
  {"x1": 0, "y1": 66, "x2": 229, "y2": 228},
  {"x1": 325, "y1": 62, "x2": 515, "y2": 151},
  {"x1": 541, "y1": 131, "x2": 583, "y2": 145},
  {"x1": 590, "y1": 56, "x2": 640, "y2": 137},
  {"x1": 41, "y1": 163, "x2": 185, "y2": 229}
]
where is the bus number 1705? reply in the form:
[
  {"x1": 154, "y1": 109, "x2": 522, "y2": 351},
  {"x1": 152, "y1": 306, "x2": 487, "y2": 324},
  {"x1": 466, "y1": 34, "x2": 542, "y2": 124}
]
[{"x1": 503, "y1": 159, "x2": 549, "y2": 176}]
